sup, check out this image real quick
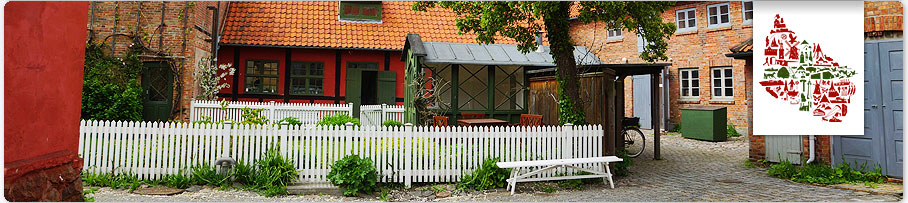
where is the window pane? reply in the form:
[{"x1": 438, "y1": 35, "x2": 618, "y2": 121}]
[
  {"x1": 688, "y1": 10, "x2": 695, "y2": 18},
  {"x1": 744, "y1": 1, "x2": 753, "y2": 10},
  {"x1": 692, "y1": 70, "x2": 699, "y2": 77},
  {"x1": 725, "y1": 88, "x2": 733, "y2": 96},
  {"x1": 720, "y1": 5, "x2": 728, "y2": 14},
  {"x1": 682, "y1": 80, "x2": 689, "y2": 87},
  {"x1": 264, "y1": 62, "x2": 278, "y2": 76},
  {"x1": 362, "y1": 7, "x2": 377, "y2": 16},
  {"x1": 246, "y1": 77, "x2": 261, "y2": 93},
  {"x1": 291, "y1": 63, "x2": 305, "y2": 76},
  {"x1": 264, "y1": 78, "x2": 278, "y2": 93},
  {"x1": 678, "y1": 20, "x2": 686, "y2": 29},
  {"x1": 682, "y1": 87, "x2": 689, "y2": 96},
  {"x1": 246, "y1": 61, "x2": 256, "y2": 74},
  {"x1": 681, "y1": 71, "x2": 689, "y2": 79},
  {"x1": 713, "y1": 69, "x2": 721, "y2": 77},
  {"x1": 714, "y1": 79, "x2": 722, "y2": 87},
  {"x1": 689, "y1": 19, "x2": 696, "y2": 27},
  {"x1": 692, "y1": 79, "x2": 700, "y2": 87},
  {"x1": 709, "y1": 7, "x2": 716, "y2": 15},
  {"x1": 745, "y1": 12, "x2": 753, "y2": 20},
  {"x1": 494, "y1": 66, "x2": 525, "y2": 110},
  {"x1": 714, "y1": 88, "x2": 721, "y2": 96},
  {"x1": 724, "y1": 69, "x2": 732, "y2": 77},
  {"x1": 725, "y1": 78, "x2": 733, "y2": 87},
  {"x1": 710, "y1": 16, "x2": 717, "y2": 24},
  {"x1": 721, "y1": 14, "x2": 729, "y2": 23},
  {"x1": 458, "y1": 65, "x2": 488, "y2": 110},
  {"x1": 692, "y1": 88, "x2": 699, "y2": 96},
  {"x1": 310, "y1": 79, "x2": 324, "y2": 95},
  {"x1": 310, "y1": 63, "x2": 324, "y2": 76},
  {"x1": 290, "y1": 78, "x2": 306, "y2": 95}
]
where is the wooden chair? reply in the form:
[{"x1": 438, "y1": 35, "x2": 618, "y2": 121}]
[
  {"x1": 461, "y1": 113, "x2": 485, "y2": 119},
  {"x1": 518, "y1": 114, "x2": 543, "y2": 126},
  {"x1": 433, "y1": 116, "x2": 449, "y2": 126}
]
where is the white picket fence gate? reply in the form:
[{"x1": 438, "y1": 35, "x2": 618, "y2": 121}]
[
  {"x1": 359, "y1": 104, "x2": 405, "y2": 126},
  {"x1": 189, "y1": 100, "x2": 353, "y2": 125},
  {"x1": 78, "y1": 120, "x2": 604, "y2": 187}
]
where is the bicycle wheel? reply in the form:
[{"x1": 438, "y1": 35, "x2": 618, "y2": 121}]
[{"x1": 623, "y1": 128, "x2": 645, "y2": 158}]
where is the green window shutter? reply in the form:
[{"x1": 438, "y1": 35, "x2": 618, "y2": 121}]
[
  {"x1": 346, "y1": 68, "x2": 362, "y2": 118},
  {"x1": 377, "y1": 70, "x2": 397, "y2": 105}
]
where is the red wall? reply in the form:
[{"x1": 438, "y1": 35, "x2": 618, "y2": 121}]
[
  {"x1": 4, "y1": 2, "x2": 89, "y2": 164},
  {"x1": 217, "y1": 46, "x2": 405, "y2": 105}
]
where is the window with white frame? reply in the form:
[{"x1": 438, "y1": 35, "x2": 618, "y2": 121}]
[
  {"x1": 676, "y1": 8, "x2": 697, "y2": 32},
  {"x1": 607, "y1": 26, "x2": 622, "y2": 40},
  {"x1": 711, "y1": 67, "x2": 734, "y2": 99},
  {"x1": 742, "y1": 1, "x2": 753, "y2": 25},
  {"x1": 679, "y1": 69, "x2": 700, "y2": 99},
  {"x1": 707, "y1": 3, "x2": 730, "y2": 27}
]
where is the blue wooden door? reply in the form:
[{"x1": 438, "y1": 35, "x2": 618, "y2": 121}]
[
  {"x1": 633, "y1": 75, "x2": 652, "y2": 129},
  {"x1": 879, "y1": 41, "x2": 902, "y2": 177}
]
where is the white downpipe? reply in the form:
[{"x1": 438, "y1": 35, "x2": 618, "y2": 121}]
[{"x1": 806, "y1": 135, "x2": 816, "y2": 164}]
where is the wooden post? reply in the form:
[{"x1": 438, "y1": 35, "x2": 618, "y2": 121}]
[
  {"x1": 651, "y1": 73, "x2": 662, "y2": 160},
  {"x1": 614, "y1": 76, "x2": 626, "y2": 153},
  {"x1": 602, "y1": 73, "x2": 615, "y2": 157}
]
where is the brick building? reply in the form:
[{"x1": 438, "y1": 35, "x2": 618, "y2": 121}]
[
  {"x1": 569, "y1": 1, "x2": 754, "y2": 135},
  {"x1": 87, "y1": 1, "x2": 228, "y2": 121}
]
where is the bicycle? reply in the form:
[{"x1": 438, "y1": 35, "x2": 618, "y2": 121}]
[{"x1": 622, "y1": 117, "x2": 645, "y2": 158}]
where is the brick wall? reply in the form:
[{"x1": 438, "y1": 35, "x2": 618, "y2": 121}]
[
  {"x1": 569, "y1": 1, "x2": 753, "y2": 135},
  {"x1": 87, "y1": 1, "x2": 225, "y2": 121}
]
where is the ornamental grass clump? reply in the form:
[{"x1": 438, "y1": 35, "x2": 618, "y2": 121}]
[
  {"x1": 317, "y1": 114, "x2": 361, "y2": 126},
  {"x1": 458, "y1": 157, "x2": 510, "y2": 190},
  {"x1": 251, "y1": 147, "x2": 299, "y2": 197},
  {"x1": 327, "y1": 155, "x2": 378, "y2": 196}
]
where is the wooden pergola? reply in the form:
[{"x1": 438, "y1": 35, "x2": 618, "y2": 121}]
[{"x1": 589, "y1": 63, "x2": 671, "y2": 160}]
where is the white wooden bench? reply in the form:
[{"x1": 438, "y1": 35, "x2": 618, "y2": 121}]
[{"x1": 496, "y1": 156, "x2": 623, "y2": 194}]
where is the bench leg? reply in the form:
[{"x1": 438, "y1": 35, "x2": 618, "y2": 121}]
[
  {"x1": 509, "y1": 167, "x2": 520, "y2": 195},
  {"x1": 604, "y1": 163, "x2": 615, "y2": 189}
]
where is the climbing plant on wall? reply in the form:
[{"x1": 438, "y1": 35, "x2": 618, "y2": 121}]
[{"x1": 81, "y1": 42, "x2": 145, "y2": 121}]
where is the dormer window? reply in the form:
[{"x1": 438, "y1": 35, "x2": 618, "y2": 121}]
[{"x1": 340, "y1": 1, "x2": 382, "y2": 22}]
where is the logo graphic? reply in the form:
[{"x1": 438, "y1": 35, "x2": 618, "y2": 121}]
[{"x1": 760, "y1": 14, "x2": 857, "y2": 122}]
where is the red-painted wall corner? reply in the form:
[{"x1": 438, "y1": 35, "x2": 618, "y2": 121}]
[{"x1": 4, "y1": 1, "x2": 89, "y2": 174}]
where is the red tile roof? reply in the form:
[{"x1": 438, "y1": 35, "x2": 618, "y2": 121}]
[{"x1": 220, "y1": 1, "x2": 525, "y2": 50}]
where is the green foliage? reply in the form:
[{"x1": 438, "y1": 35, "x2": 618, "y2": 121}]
[
  {"x1": 537, "y1": 183, "x2": 556, "y2": 193},
  {"x1": 557, "y1": 94, "x2": 587, "y2": 125},
  {"x1": 238, "y1": 107, "x2": 269, "y2": 125},
  {"x1": 191, "y1": 164, "x2": 231, "y2": 187},
  {"x1": 382, "y1": 120, "x2": 404, "y2": 127},
  {"x1": 614, "y1": 150, "x2": 634, "y2": 176},
  {"x1": 160, "y1": 170, "x2": 193, "y2": 189},
  {"x1": 317, "y1": 114, "x2": 361, "y2": 127},
  {"x1": 232, "y1": 161, "x2": 255, "y2": 186},
  {"x1": 458, "y1": 157, "x2": 510, "y2": 191},
  {"x1": 555, "y1": 171, "x2": 599, "y2": 190},
  {"x1": 251, "y1": 147, "x2": 299, "y2": 197},
  {"x1": 81, "y1": 42, "x2": 145, "y2": 121},
  {"x1": 767, "y1": 159, "x2": 886, "y2": 185},
  {"x1": 327, "y1": 155, "x2": 379, "y2": 196},
  {"x1": 379, "y1": 188, "x2": 391, "y2": 202},
  {"x1": 670, "y1": 122, "x2": 682, "y2": 132},
  {"x1": 727, "y1": 124, "x2": 742, "y2": 137},
  {"x1": 193, "y1": 116, "x2": 215, "y2": 125},
  {"x1": 82, "y1": 187, "x2": 98, "y2": 202},
  {"x1": 81, "y1": 171, "x2": 142, "y2": 191},
  {"x1": 275, "y1": 117, "x2": 303, "y2": 126}
]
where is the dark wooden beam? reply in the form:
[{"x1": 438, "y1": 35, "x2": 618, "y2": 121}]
[
  {"x1": 603, "y1": 72, "x2": 616, "y2": 157},
  {"x1": 334, "y1": 50, "x2": 342, "y2": 104},
  {"x1": 651, "y1": 73, "x2": 661, "y2": 160},
  {"x1": 614, "y1": 76, "x2": 625, "y2": 153},
  {"x1": 232, "y1": 47, "x2": 239, "y2": 101},
  {"x1": 284, "y1": 48, "x2": 291, "y2": 103}
]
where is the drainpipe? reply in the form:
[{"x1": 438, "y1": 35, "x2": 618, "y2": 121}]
[
  {"x1": 806, "y1": 135, "x2": 816, "y2": 164},
  {"x1": 534, "y1": 30, "x2": 545, "y2": 52}
]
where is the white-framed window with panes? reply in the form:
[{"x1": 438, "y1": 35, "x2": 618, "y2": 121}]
[
  {"x1": 711, "y1": 67, "x2": 734, "y2": 99},
  {"x1": 707, "y1": 3, "x2": 730, "y2": 28},
  {"x1": 679, "y1": 68, "x2": 700, "y2": 99},
  {"x1": 607, "y1": 26, "x2": 622, "y2": 40},
  {"x1": 742, "y1": 1, "x2": 753, "y2": 25},
  {"x1": 676, "y1": 8, "x2": 697, "y2": 32}
]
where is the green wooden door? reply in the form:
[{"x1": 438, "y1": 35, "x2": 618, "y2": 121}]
[
  {"x1": 346, "y1": 68, "x2": 362, "y2": 118},
  {"x1": 142, "y1": 62, "x2": 173, "y2": 121},
  {"x1": 377, "y1": 70, "x2": 397, "y2": 105}
]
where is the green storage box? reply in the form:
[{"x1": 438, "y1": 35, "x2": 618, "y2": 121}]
[{"x1": 681, "y1": 106, "x2": 727, "y2": 141}]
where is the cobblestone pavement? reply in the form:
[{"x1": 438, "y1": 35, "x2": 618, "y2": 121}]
[{"x1": 89, "y1": 132, "x2": 902, "y2": 202}]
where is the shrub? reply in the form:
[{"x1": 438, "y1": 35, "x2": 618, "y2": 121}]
[
  {"x1": 191, "y1": 164, "x2": 231, "y2": 187},
  {"x1": 238, "y1": 107, "x2": 269, "y2": 126},
  {"x1": 614, "y1": 149, "x2": 634, "y2": 176},
  {"x1": 275, "y1": 117, "x2": 303, "y2": 126},
  {"x1": 767, "y1": 158, "x2": 886, "y2": 185},
  {"x1": 381, "y1": 120, "x2": 404, "y2": 127},
  {"x1": 317, "y1": 114, "x2": 361, "y2": 126},
  {"x1": 458, "y1": 157, "x2": 510, "y2": 190},
  {"x1": 727, "y1": 124, "x2": 742, "y2": 137},
  {"x1": 670, "y1": 122, "x2": 682, "y2": 132},
  {"x1": 232, "y1": 160, "x2": 255, "y2": 186},
  {"x1": 81, "y1": 42, "x2": 144, "y2": 121},
  {"x1": 327, "y1": 155, "x2": 378, "y2": 196},
  {"x1": 251, "y1": 147, "x2": 298, "y2": 197}
]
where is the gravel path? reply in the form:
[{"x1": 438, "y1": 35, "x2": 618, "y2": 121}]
[{"x1": 88, "y1": 132, "x2": 902, "y2": 202}]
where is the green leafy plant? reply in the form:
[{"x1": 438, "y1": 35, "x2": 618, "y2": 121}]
[
  {"x1": 82, "y1": 187, "x2": 98, "y2": 202},
  {"x1": 670, "y1": 122, "x2": 682, "y2": 132},
  {"x1": 232, "y1": 160, "x2": 255, "y2": 187},
  {"x1": 379, "y1": 188, "x2": 391, "y2": 202},
  {"x1": 767, "y1": 158, "x2": 886, "y2": 185},
  {"x1": 458, "y1": 157, "x2": 510, "y2": 190},
  {"x1": 160, "y1": 170, "x2": 193, "y2": 189},
  {"x1": 191, "y1": 164, "x2": 231, "y2": 187},
  {"x1": 327, "y1": 155, "x2": 379, "y2": 196},
  {"x1": 238, "y1": 107, "x2": 269, "y2": 126},
  {"x1": 251, "y1": 146, "x2": 299, "y2": 197},
  {"x1": 614, "y1": 150, "x2": 634, "y2": 176},
  {"x1": 537, "y1": 183, "x2": 556, "y2": 193},
  {"x1": 381, "y1": 120, "x2": 404, "y2": 127},
  {"x1": 275, "y1": 117, "x2": 303, "y2": 126},
  {"x1": 317, "y1": 113, "x2": 361, "y2": 127},
  {"x1": 727, "y1": 124, "x2": 742, "y2": 137},
  {"x1": 81, "y1": 42, "x2": 145, "y2": 121}
]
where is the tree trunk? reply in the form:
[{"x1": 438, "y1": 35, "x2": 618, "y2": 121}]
[{"x1": 543, "y1": 1, "x2": 585, "y2": 123}]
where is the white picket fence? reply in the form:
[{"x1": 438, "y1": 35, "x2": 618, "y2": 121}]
[
  {"x1": 360, "y1": 104, "x2": 405, "y2": 126},
  {"x1": 190, "y1": 100, "x2": 353, "y2": 125},
  {"x1": 78, "y1": 120, "x2": 603, "y2": 187}
]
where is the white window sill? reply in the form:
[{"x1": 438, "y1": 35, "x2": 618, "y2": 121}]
[
  {"x1": 705, "y1": 24, "x2": 732, "y2": 32},
  {"x1": 606, "y1": 36, "x2": 623, "y2": 42},
  {"x1": 675, "y1": 29, "x2": 698, "y2": 35}
]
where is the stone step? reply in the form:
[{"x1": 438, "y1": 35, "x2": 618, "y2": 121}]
[{"x1": 286, "y1": 183, "x2": 344, "y2": 196}]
